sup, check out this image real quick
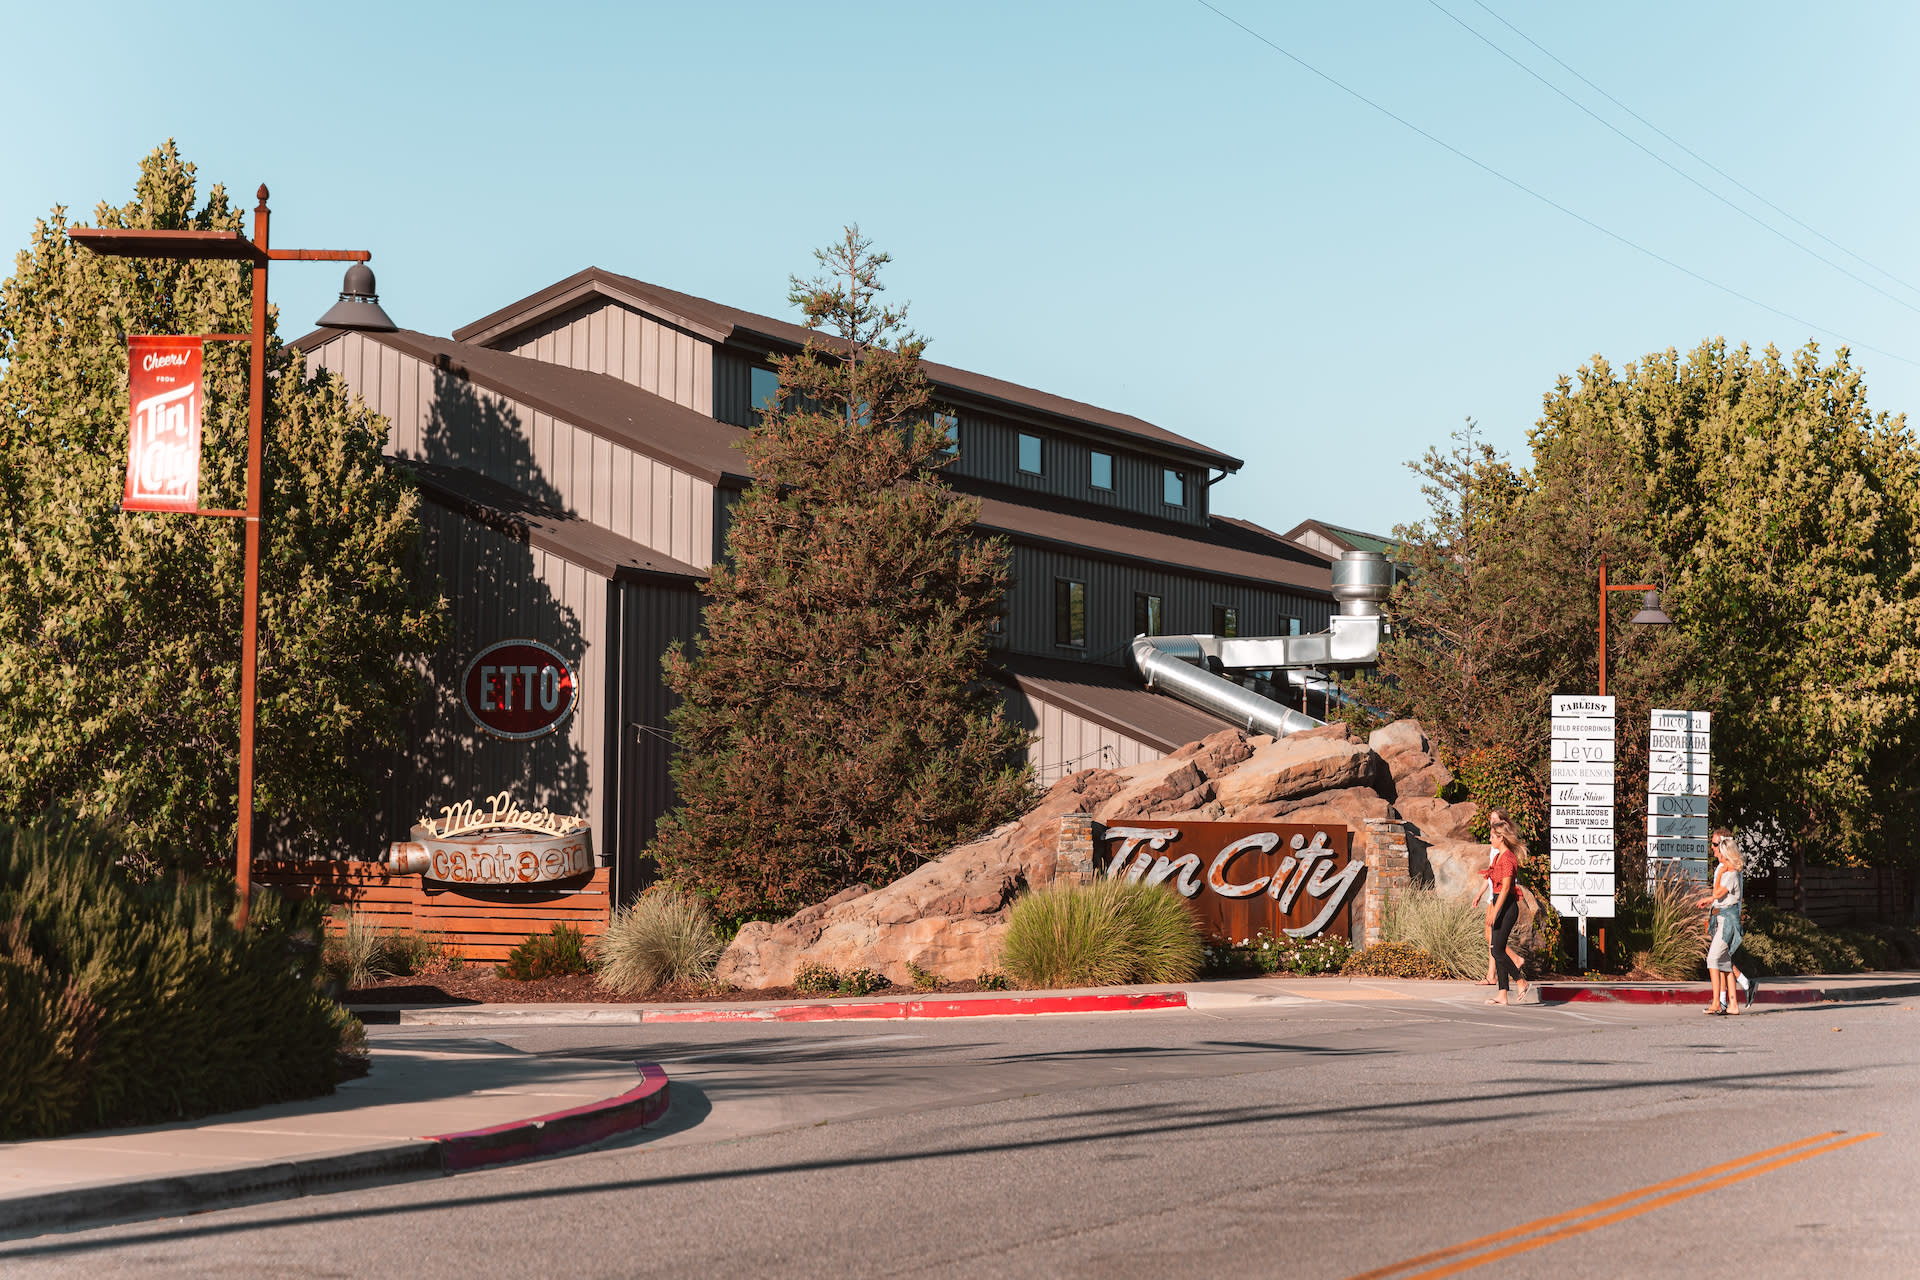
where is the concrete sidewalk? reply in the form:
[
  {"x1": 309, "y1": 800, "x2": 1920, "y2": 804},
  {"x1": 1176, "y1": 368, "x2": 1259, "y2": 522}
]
[{"x1": 0, "y1": 1042, "x2": 667, "y2": 1240}]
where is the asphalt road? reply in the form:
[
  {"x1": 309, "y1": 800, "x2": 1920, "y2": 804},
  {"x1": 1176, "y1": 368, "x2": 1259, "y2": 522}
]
[{"x1": 4, "y1": 990, "x2": 1916, "y2": 1279}]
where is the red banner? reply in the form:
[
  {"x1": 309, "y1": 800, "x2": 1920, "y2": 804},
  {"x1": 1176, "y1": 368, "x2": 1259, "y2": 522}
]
[{"x1": 123, "y1": 335, "x2": 203, "y2": 512}]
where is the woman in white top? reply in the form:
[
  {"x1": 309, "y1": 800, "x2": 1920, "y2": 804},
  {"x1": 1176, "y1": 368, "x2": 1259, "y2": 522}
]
[{"x1": 1695, "y1": 828, "x2": 1745, "y2": 1015}]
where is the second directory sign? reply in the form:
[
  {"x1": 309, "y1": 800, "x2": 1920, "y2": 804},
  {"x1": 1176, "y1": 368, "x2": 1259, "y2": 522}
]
[{"x1": 1549, "y1": 694, "x2": 1616, "y2": 956}]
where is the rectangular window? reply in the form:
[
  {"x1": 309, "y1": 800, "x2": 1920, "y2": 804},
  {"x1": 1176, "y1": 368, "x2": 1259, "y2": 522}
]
[
  {"x1": 1134, "y1": 592, "x2": 1163, "y2": 637},
  {"x1": 1211, "y1": 605, "x2": 1238, "y2": 638},
  {"x1": 1090, "y1": 451, "x2": 1113, "y2": 490},
  {"x1": 1055, "y1": 579, "x2": 1087, "y2": 648},
  {"x1": 1283, "y1": 615, "x2": 1303, "y2": 636},
  {"x1": 750, "y1": 366, "x2": 780, "y2": 414},
  {"x1": 1163, "y1": 468, "x2": 1186, "y2": 507},
  {"x1": 1019, "y1": 433, "x2": 1044, "y2": 475},
  {"x1": 934, "y1": 409, "x2": 959, "y2": 455}
]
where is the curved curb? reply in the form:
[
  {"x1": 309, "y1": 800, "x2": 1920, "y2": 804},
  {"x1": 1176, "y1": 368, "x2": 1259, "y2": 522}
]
[
  {"x1": 0, "y1": 1063, "x2": 671, "y2": 1241},
  {"x1": 424, "y1": 1061, "x2": 670, "y2": 1171}
]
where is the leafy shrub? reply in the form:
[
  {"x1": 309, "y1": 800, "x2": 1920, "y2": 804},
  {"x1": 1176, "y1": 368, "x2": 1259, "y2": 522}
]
[
  {"x1": 383, "y1": 928, "x2": 447, "y2": 976},
  {"x1": 1631, "y1": 872, "x2": 1706, "y2": 980},
  {"x1": 1444, "y1": 743, "x2": 1546, "y2": 843},
  {"x1": 1342, "y1": 941, "x2": 1452, "y2": 979},
  {"x1": 496, "y1": 924, "x2": 592, "y2": 981},
  {"x1": 1292, "y1": 934, "x2": 1353, "y2": 974},
  {"x1": 790, "y1": 961, "x2": 888, "y2": 996},
  {"x1": 1739, "y1": 904, "x2": 1881, "y2": 977},
  {"x1": 908, "y1": 963, "x2": 940, "y2": 991},
  {"x1": 1384, "y1": 889, "x2": 1486, "y2": 979},
  {"x1": 975, "y1": 971, "x2": 1013, "y2": 990},
  {"x1": 1, "y1": 814, "x2": 358, "y2": 1139},
  {"x1": 595, "y1": 890, "x2": 723, "y2": 995},
  {"x1": 793, "y1": 961, "x2": 840, "y2": 995},
  {"x1": 999, "y1": 879, "x2": 1202, "y2": 989}
]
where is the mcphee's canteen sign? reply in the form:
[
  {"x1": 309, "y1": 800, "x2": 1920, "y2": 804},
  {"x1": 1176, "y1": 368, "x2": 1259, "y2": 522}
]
[
  {"x1": 462, "y1": 639, "x2": 577, "y2": 740},
  {"x1": 123, "y1": 336, "x2": 203, "y2": 512},
  {"x1": 1100, "y1": 821, "x2": 1360, "y2": 941}
]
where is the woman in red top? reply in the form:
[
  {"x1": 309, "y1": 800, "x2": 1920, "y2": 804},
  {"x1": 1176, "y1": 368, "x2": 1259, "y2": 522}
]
[
  {"x1": 1478, "y1": 809, "x2": 1529, "y2": 985},
  {"x1": 1485, "y1": 813, "x2": 1530, "y2": 1006}
]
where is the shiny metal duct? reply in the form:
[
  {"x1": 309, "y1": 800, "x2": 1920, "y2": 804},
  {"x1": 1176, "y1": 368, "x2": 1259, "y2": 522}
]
[{"x1": 1129, "y1": 550, "x2": 1392, "y2": 738}]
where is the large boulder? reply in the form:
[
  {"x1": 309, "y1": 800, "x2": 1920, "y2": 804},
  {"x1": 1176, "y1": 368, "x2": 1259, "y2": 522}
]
[
  {"x1": 1395, "y1": 795, "x2": 1479, "y2": 843},
  {"x1": 1211, "y1": 732, "x2": 1385, "y2": 813},
  {"x1": 716, "y1": 718, "x2": 1460, "y2": 988},
  {"x1": 1368, "y1": 719, "x2": 1454, "y2": 803}
]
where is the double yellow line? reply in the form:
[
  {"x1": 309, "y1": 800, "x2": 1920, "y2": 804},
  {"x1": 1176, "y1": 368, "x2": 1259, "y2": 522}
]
[{"x1": 1345, "y1": 1130, "x2": 1879, "y2": 1280}]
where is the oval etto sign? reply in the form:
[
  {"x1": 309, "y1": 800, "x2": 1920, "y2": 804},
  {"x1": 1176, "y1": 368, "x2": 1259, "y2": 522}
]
[{"x1": 461, "y1": 639, "x2": 577, "y2": 740}]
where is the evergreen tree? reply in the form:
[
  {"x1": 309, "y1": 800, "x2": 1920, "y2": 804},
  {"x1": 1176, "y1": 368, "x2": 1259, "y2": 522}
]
[
  {"x1": 0, "y1": 143, "x2": 444, "y2": 867},
  {"x1": 654, "y1": 228, "x2": 1033, "y2": 917}
]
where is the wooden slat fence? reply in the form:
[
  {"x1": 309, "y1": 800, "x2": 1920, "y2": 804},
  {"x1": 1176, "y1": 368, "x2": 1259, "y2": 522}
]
[
  {"x1": 1747, "y1": 866, "x2": 1914, "y2": 929},
  {"x1": 255, "y1": 861, "x2": 611, "y2": 963}
]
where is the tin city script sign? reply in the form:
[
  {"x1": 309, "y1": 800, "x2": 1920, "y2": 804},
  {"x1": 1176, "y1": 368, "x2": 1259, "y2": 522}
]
[
  {"x1": 1099, "y1": 821, "x2": 1360, "y2": 941},
  {"x1": 123, "y1": 336, "x2": 204, "y2": 512}
]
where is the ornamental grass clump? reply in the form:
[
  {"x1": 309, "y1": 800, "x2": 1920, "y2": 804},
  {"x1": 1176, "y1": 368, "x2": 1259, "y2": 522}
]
[
  {"x1": 0, "y1": 814, "x2": 360, "y2": 1140},
  {"x1": 1632, "y1": 872, "x2": 1707, "y2": 981},
  {"x1": 1383, "y1": 888, "x2": 1486, "y2": 979},
  {"x1": 595, "y1": 890, "x2": 723, "y2": 995},
  {"x1": 999, "y1": 879, "x2": 1202, "y2": 989}
]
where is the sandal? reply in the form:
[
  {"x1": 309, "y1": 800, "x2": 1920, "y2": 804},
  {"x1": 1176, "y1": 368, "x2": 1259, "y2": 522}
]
[{"x1": 1705, "y1": 1004, "x2": 1727, "y2": 1016}]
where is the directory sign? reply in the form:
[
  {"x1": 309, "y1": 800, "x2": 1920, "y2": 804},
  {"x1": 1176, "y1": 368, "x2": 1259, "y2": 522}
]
[{"x1": 1549, "y1": 695, "x2": 1614, "y2": 919}]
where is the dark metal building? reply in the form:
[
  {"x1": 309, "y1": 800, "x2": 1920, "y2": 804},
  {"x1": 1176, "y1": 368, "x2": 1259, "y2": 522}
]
[{"x1": 294, "y1": 268, "x2": 1334, "y2": 898}]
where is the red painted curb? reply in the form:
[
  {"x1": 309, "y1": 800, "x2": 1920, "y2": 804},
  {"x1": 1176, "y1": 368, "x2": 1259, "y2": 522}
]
[
  {"x1": 424, "y1": 1061, "x2": 670, "y2": 1171},
  {"x1": 636, "y1": 991, "x2": 1189, "y2": 1023},
  {"x1": 1536, "y1": 985, "x2": 1821, "y2": 1006}
]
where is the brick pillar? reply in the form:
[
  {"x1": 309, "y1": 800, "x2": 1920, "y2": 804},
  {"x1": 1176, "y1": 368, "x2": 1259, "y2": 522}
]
[
  {"x1": 1359, "y1": 817, "x2": 1411, "y2": 947},
  {"x1": 1054, "y1": 813, "x2": 1097, "y2": 885}
]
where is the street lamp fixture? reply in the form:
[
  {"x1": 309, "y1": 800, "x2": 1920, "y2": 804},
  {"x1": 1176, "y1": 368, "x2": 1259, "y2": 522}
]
[
  {"x1": 315, "y1": 262, "x2": 397, "y2": 332},
  {"x1": 69, "y1": 185, "x2": 379, "y2": 929},
  {"x1": 1629, "y1": 591, "x2": 1672, "y2": 627},
  {"x1": 1597, "y1": 556, "x2": 1670, "y2": 696}
]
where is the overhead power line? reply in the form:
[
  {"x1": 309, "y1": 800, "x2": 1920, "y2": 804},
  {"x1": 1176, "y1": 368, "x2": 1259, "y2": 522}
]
[
  {"x1": 1188, "y1": 0, "x2": 1917, "y2": 368},
  {"x1": 1430, "y1": 0, "x2": 1920, "y2": 318},
  {"x1": 1470, "y1": 0, "x2": 1920, "y2": 304}
]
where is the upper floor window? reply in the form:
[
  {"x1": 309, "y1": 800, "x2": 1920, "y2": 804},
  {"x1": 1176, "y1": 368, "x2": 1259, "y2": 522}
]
[
  {"x1": 1282, "y1": 615, "x2": 1303, "y2": 636},
  {"x1": 1055, "y1": 579, "x2": 1087, "y2": 648},
  {"x1": 751, "y1": 367, "x2": 780, "y2": 415},
  {"x1": 1134, "y1": 592, "x2": 1163, "y2": 637},
  {"x1": 1163, "y1": 468, "x2": 1186, "y2": 507},
  {"x1": 1090, "y1": 451, "x2": 1114, "y2": 490},
  {"x1": 1211, "y1": 605, "x2": 1238, "y2": 638},
  {"x1": 934, "y1": 409, "x2": 959, "y2": 455},
  {"x1": 1019, "y1": 433, "x2": 1044, "y2": 476}
]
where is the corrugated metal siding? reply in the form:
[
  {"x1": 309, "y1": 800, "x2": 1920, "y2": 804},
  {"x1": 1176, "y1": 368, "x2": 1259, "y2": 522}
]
[
  {"x1": 946, "y1": 410, "x2": 1209, "y2": 526},
  {"x1": 307, "y1": 331, "x2": 717, "y2": 570},
  {"x1": 1001, "y1": 685, "x2": 1164, "y2": 786},
  {"x1": 498, "y1": 299, "x2": 713, "y2": 415},
  {"x1": 1003, "y1": 545, "x2": 1333, "y2": 666},
  {"x1": 609, "y1": 579, "x2": 706, "y2": 899},
  {"x1": 382, "y1": 504, "x2": 609, "y2": 851},
  {"x1": 712, "y1": 348, "x2": 754, "y2": 427}
]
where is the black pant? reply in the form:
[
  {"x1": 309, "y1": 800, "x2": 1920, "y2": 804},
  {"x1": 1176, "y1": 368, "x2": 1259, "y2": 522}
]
[{"x1": 1490, "y1": 896, "x2": 1522, "y2": 992}]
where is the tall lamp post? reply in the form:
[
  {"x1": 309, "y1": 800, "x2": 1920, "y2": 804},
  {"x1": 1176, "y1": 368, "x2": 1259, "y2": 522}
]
[{"x1": 70, "y1": 185, "x2": 396, "y2": 928}]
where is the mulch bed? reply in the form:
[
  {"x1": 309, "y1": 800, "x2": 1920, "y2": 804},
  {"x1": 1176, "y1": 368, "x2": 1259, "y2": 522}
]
[{"x1": 345, "y1": 969, "x2": 1006, "y2": 1005}]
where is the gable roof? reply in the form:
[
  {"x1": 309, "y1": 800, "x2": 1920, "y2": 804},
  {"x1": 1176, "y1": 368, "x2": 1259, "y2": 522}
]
[
  {"x1": 292, "y1": 327, "x2": 752, "y2": 487},
  {"x1": 1281, "y1": 518, "x2": 1401, "y2": 558},
  {"x1": 451, "y1": 267, "x2": 1243, "y2": 472}
]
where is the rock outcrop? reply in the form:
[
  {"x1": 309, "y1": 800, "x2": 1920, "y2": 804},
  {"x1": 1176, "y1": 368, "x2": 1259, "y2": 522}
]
[{"x1": 715, "y1": 719, "x2": 1498, "y2": 989}]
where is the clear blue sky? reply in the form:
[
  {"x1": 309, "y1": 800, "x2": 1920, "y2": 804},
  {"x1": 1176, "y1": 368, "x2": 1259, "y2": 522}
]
[{"x1": 6, "y1": 2, "x2": 1915, "y2": 534}]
